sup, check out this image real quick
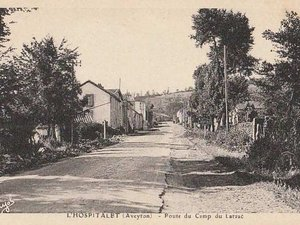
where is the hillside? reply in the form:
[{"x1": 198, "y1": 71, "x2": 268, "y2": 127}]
[{"x1": 135, "y1": 90, "x2": 193, "y2": 116}]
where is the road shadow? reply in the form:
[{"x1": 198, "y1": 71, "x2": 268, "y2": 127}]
[
  {"x1": 109, "y1": 142, "x2": 189, "y2": 149},
  {"x1": 129, "y1": 129, "x2": 170, "y2": 137},
  {"x1": 154, "y1": 123, "x2": 171, "y2": 128},
  {"x1": 166, "y1": 158, "x2": 270, "y2": 189}
]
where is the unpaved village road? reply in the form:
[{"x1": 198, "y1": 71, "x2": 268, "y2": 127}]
[{"x1": 0, "y1": 122, "x2": 296, "y2": 212}]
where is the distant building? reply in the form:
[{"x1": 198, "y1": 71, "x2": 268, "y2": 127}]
[
  {"x1": 133, "y1": 100, "x2": 148, "y2": 129},
  {"x1": 80, "y1": 80, "x2": 123, "y2": 129},
  {"x1": 176, "y1": 108, "x2": 188, "y2": 125},
  {"x1": 231, "y1": 101, "x2": 265, "y2": 125},
  {"x1": 153, "y1": 112, "x2": 171, "y2": 122},
  {"x1": 134, "y1": 90, "x2": 193, "y2": 121}
]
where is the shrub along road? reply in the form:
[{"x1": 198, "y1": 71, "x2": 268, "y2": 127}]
[{"x1": 0, "y1": 122, "x2": 296, "y2": 212}]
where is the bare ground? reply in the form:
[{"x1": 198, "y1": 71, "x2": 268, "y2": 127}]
[{"x1": 162, "y1": 124, "x2": 297, "y2": 213}]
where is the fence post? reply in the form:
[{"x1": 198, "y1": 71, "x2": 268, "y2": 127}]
[
  {"x1": 253, "y1": 118, "x2": 256, "y2": 141},
  {"x1": 256, "y1": 123, "x2": 260, "y2": 140},
  {"x1": 103, "y1": 120, "x2": 107, "y2": 140}
]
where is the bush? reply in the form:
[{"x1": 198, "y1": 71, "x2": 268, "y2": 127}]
[
  {"x1": 203, "y1": 127, "x2": 252, "y2": 153},
  {"x1": 245, "y1": 117, "x2": 300, "y2": 176},
  {"x1": 0, "y1": 122, "x2": 37, "y2": 154},
  {"x1": 246, "y1": 137, "x2": 282, "y2": 172},
  {"x1": 74, "y1": 122, "x2": 123, "y2": 142},
  {"x1": 75, "y1": 123, "x2": 104, "y2": 141},
  {"x1": 224, "y1": 129, "x2": 252, "y2": 152}
]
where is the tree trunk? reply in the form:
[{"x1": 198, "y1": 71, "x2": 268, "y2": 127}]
[
  {"x1": 48, "y1": 123, "x2": 57, "y2": 141},
  {"x1": 210, "y1": 116, "x2": 215, "y2": 132},
  {"x1": 52, "y1": 124, "x2": 57, "y2": 141},
  {"x1": 216, "y1": 112, "x2": 223, "y2": 129}
]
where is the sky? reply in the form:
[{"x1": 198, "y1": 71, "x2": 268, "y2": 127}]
[{"x1": 3, "y1": 0, "x2": 300, "y2": 94}]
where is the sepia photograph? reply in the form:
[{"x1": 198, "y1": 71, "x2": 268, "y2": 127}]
[{"x1": 1, "y1": 0, "x2": 300, "y2": 224}]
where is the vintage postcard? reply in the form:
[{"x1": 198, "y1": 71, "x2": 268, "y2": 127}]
[{"x1": 0, "y1": 0, "x2": 300, "y2": 224}]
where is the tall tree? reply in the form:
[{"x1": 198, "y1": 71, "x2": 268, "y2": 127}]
[
  {"x1": 0, "y1": 57, "x2": 44, "y2": 152},
  {"x1": 259, "y1": 11, "x2": 300, "y2": 118},
  {"x1": 191, "y1": 8, "x2": 256, "y2": 75},
  {"x1": 0, "y1": 8, "x2": 38, "y2": 152},
  {"x1": 0, "y1": 8, "x2": 36, "y2": 50},
  {"x1": 18, "y1": 36, "x2": 82, "y2": 140},
  {"x1": 255, "y1": 11, "x2": 300, "y2": 160},
  {"x1": 190, "y1": 9, "x2": 255, "y2": 128},
  {"x1": 191, "y1": 63, "x2": 224, "y2": 128}
]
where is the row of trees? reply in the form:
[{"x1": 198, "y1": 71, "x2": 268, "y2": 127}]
[
  {"x1": 0, "y1": 9, "x2": 83, "y2": 153},
  {"x1": 257, "y1": 11, "x2": 300, "y2": 120},
  {"x1": 125, "y1": 87, "x2": 194, "y2": 99},
  {"x1": 190, "y1": 8, "x2": 300, "y2": 171},
  {"x1": 190, "y1": 9, "x2": 300, "y2": 126},
  {"x1": 253, "y1": 11, "x2": 300, "y2": 168},
  {"x1": 190, "y1": 9, "x2": 255, "y2": 130}
]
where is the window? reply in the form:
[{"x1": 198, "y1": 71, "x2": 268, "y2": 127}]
[{"x1": 86, "y1": 94, "x2": 94, "y2": 107}]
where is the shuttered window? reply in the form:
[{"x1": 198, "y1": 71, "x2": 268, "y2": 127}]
[{"x1": 86, "y1": 94, "x2": 94, "y2": 107}]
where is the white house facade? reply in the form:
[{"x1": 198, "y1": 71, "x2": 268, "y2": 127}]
[{"x1": 80, "y1": 80, "x2": 123, "y2": 129}]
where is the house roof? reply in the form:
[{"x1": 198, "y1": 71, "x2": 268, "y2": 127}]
[
  {"x1": 106, "y1": 89, "x2": 118, "y2": 94},
  {"x1": 235, "y1": 101, "x2": 264, "y2": 110},
  {"x1": 80, "y1": 80, "x2": 121, "y2": 102},
  {"x1": 106, "y1": 88, "x2": 124, "y2": 101}
]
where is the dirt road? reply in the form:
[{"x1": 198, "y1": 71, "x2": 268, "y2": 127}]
[
  {"x1": 0, "y1": 122, "x2": 295, "y2": 213},
  {"x1": 162, "y1": 124, "x2": 296, "y2": 213}
]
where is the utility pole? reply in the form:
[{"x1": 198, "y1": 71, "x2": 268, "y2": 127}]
[{"x1": 224, "y1": 45, "x2": 229, "y2": 133}]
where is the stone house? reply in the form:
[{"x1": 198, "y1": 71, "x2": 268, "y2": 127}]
[{"x1": 80, "y1": 80, "x2": 124, "y2": 129}]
